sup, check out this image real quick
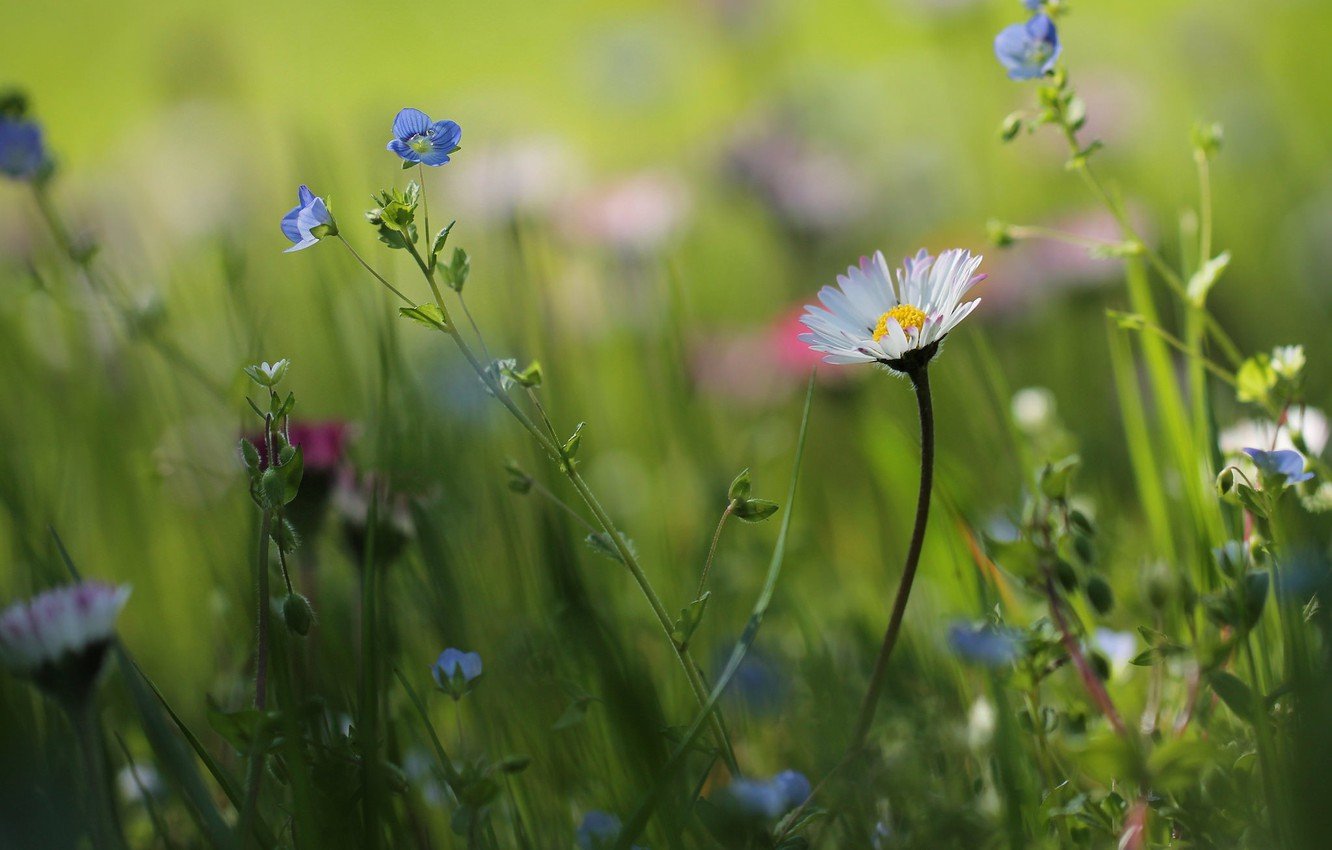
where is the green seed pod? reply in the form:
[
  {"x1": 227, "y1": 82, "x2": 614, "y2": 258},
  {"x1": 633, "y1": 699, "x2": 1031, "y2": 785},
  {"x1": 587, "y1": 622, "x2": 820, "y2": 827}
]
[{"x1": 283, "y1": 593, "x2": 315, "y2": 637}]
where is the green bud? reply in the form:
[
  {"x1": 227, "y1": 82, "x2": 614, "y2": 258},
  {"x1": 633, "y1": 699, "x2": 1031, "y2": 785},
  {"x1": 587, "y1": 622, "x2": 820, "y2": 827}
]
[
  {"x1": 261, "y1": 468, "x2": 286, "y2": 509},
  {"x1": 282, "y1": 593, "x2": 315, "y2": 636},
  {"x1": 727, "y1": 469, "x2": 752, "y2": 502},
  {"x1": 504, "y1": 461, "x2": 533, "y2": 494},
  {"x1": 999, "y1": 112, "x2": 1024, "y2": 143},
  {"x1": 239, "y1": 438, "x2": 261, "y2": 470},
  {"x1": 1216, "y1": 467, "x2": 1235, "y2": 496},
  {"x1": 1086, "y1": 576, "x2": 1114, "y2": 614},
  {"x1": 986, "y1": 219, "x2": 1015, "y2": 248}
]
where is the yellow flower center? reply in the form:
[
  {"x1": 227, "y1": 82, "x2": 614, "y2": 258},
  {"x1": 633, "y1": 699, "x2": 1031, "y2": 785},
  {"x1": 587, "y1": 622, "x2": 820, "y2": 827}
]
[
  {"x1": 873, "y1": 304, "x2": 927, "y2": 341},
  {"x1": 410, "y1": 136, "x2": 433, "y2": 153}
]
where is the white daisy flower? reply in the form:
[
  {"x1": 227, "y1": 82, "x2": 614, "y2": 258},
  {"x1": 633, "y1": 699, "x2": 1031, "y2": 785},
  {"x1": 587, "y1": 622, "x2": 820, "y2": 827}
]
[
  {"x1": 798, "y1": 248, "x2": 984, "y2": 372},
  {"x1": 0, "y1": 581, "x2": 131, "y2": 705}
]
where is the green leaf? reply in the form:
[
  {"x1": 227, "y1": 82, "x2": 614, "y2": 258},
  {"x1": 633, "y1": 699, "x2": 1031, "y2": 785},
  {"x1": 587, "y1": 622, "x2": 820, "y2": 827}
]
[
  {"x1": 502, "y1": 360, "x2": 543, "y2": 388},
  {"x1": 1208, "y1": 671, "x2": 1256, "y2": 722},
  {"x1": 552, "y1": 697, "x2": 595, "y2": 731},
  {"x1": 1242, "y1": 571, "x2": 1270, "y2": 630},
  {"x1": 444, "y1": 247, "x2": 470, "y2": 292},
  {"x1": 671, "y1": 592, "x2": 711, "y2": 649},
  {"x1": 562, "y1": 422, "x2": 585, "y2": 457},
  {"x1": 398, "y1": 303, "x2": 448, "y2": 329},
  {"x1": 584, "y1": 531, "x2": 635, "y2": 565},
  {"x1": 1039, "y1": 455, "x2": 1080, "y2": 500},
  {"x1": 733, "y1": 498, "x2": 779, "y2": 523},
  {"x1": 1236, "y1": 356, "x2": 1276, "y2": 404},
  {"x1": 279, "y1": 445, "x2": 303, "y2": 504},
  {"x1": 430, "y1": 220, "x2": 456, "y2": 264}
]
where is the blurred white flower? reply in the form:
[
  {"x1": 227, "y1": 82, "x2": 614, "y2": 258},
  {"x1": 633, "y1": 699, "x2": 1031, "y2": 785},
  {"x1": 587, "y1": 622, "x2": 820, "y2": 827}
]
[
  {"x1": 1093, "y1": 628, "x2": 1137, "y2": 670},
  {"x1": 1218, "y1": 407, "x2": 1328, "y2": 458},
  {"x1": 117, "y1": 763, "x2": 163, "y2": 804},
  {"x1": 967, "y1": 697, "x2": 996, "y2": 749},
  {"x1": 1270, "y1": 345, "x2": 1305, "y2": 381},
  {"x1": 1011, "y1": 387, "x2": 1056, "y2": 434},
  {"x1": 0, "y1": 582, "x2": 130, "y2": 675}
]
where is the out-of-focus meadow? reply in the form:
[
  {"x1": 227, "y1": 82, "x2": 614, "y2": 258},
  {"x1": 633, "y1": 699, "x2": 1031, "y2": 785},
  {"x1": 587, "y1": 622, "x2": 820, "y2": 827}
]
[{"x1": 2, "y1": 0, "x2": 1331, "y2": 847}]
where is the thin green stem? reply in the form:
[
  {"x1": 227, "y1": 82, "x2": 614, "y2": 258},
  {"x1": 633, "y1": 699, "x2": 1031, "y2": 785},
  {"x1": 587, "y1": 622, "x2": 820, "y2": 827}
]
[
  {"x1": 1060, "y1": 126, "x2": 1242, "y2": 365},
  {"x1": 338, "y1": 236, "x2": 415, "y2": 305},
  {"x1": 698, "y1": 501, "x2": 737, "y2": 599},
  {"x1": 342, "y1": 240, "x2": 739, "y2": 771},
  {"x1": 1007, "y1": 224, "x2": 1121, "y2": 250},
  {"x1": 527, "y1": 478, "x2": 599, "y2": 534},
  {"x1": 847, "y1": 366, "x2": 934, "y2": 750},
  {"x1": 1111, "y1": 313, "x2": 1236, "y2": 387},
  {"x1": 418, "y1": 164, "x2": 431, "y2": 243}
]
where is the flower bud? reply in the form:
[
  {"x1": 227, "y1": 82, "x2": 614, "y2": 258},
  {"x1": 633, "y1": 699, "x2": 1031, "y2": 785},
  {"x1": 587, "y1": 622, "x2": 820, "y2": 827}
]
[{"x1": 282, "y1": 593, "x2": 315, "y2": 637}]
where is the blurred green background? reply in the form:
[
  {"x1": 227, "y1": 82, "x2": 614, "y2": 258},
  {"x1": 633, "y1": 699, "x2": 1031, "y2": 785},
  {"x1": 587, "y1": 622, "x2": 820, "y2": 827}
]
[{"x1": 2, "y1": 0, "x2": 1331, "y2": 844}]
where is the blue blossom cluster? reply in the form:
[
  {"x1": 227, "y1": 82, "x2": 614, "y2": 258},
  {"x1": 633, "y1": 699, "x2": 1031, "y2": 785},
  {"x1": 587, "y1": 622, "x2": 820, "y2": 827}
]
[
  {"x1": 432, "y1": 646, "x2": 483, "y2": 699},
  {"x1": 994, "y1": 5, "x2": 1061, "y2": 81},
  {"x1": 576, "y1": 810, "x2": 649, "y2": 849},
  {"x1": 0, "y1": 98, "x2": 48, "y2": 181},
  {"x1": 281, "y1": 106, "x2": 461, "y2": 251}
]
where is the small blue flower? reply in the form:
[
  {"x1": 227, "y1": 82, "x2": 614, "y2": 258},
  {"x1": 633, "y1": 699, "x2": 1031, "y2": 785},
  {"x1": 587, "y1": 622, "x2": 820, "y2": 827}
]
[
  {"x1": 1243, "y1": 448, "x2": 1314, "y2": 486},
  {"x1": 281, "y1": 185, "x2": 336, "y2": 253},
  {"x1": 387, "y1": 108, "x2": 462, "y2": 166},
  {"x1": 994, "y1": 14, "x2": 1061, "y2": 81},
  {"x1": 723, "y1": 770, "x2": 811, "y2": 820},
  {"x1": 576, "y1": 811, "x2": 647, "y2": 850},
  {"x1": 947, "y1": 623, "x2": 1020, "y2": 667},
  {"x1": 0, "y1": 117, "x2": 47, "y2": 180},
  {"x1": 431, "y1": 647, "x2": 483, "y2": 699}
]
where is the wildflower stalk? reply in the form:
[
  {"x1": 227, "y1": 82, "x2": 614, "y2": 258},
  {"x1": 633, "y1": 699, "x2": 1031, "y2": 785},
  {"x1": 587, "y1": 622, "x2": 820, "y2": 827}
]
[
  {"x1": 338, "y1": 239, "x2": 741, "y2": 772},
  {"x1": 1041, "y1": 571, "x2": 1128, "y2": 737},
  {"x1": 847, "y1": 365, "x2": 934, "y2": 751}
]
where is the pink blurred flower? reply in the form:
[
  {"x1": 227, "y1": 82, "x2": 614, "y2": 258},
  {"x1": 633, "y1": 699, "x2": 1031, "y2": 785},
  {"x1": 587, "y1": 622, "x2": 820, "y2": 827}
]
[
  {"x1": 691, "y1": 307, "x2": 846, "y2": 406},
  {"x1": 560, "y1": 172, "x2": 691, "y2": 254}
]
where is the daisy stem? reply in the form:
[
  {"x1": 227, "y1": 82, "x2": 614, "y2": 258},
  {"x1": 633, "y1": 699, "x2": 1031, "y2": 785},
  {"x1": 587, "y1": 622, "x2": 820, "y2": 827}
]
[
  {"x1": 71, "y1": 703, "x2": 127, "y2": 850},
  {"x1": 847, "y1": 365, "x2": 935, "y2": 751}
]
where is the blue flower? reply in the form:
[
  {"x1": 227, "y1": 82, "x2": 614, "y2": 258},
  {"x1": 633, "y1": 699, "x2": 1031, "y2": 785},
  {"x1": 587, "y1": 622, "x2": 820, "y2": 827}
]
[
  {"x1": 576, "y1": 811, "x2": 647, "y2": 850},
  {"x1": 994, "y1": 14, "x2": 1061, "y2": 81},
  {"x1": 0, "y1": 117, "x2": 47, "y2": 180},
  {"x1": 1243, "y1": 448, "x2": 1314, "y2": 486},
  {"x1": 281, "y1": 185, "x2": 336, "y2": 253},
  {"x1": 947, "y1": 623, "x2": 1020, "y2": 667},
  {"x1": 723, "y1": 770, "x2": 811, "y2": 820},
  {"x1": 1021, "y1": 0, "x2": 1044, "y2": 10},
  {"x1": 431, "y1": 647, "x2": 483, "y2": 699},
  {"x1": 387, "y1": 108, "x2": 462, "y2": 167}
]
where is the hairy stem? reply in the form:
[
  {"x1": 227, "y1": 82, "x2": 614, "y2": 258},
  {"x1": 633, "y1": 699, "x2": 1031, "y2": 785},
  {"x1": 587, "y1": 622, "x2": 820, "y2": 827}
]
[{"x1": 848, "y1": 366, "x2": 935, "y2": 750}]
